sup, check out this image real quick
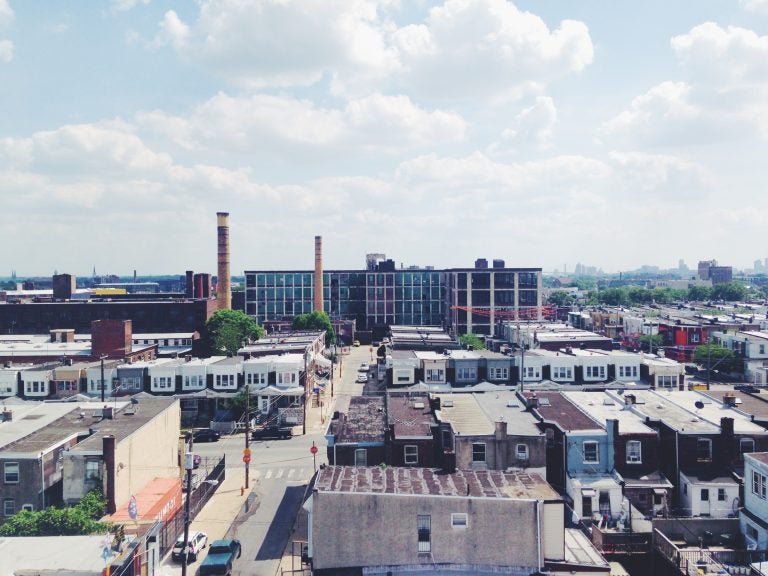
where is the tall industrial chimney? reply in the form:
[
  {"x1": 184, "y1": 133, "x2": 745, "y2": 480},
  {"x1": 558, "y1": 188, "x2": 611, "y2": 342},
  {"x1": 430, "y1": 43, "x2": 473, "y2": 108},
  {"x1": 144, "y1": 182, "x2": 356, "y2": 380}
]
[
  {"x1": 217, "y1": 212, "x2": 231, "y2": 310},
  {"x1": 314, "y1": 235, "x2": 323, "y2": 313}
]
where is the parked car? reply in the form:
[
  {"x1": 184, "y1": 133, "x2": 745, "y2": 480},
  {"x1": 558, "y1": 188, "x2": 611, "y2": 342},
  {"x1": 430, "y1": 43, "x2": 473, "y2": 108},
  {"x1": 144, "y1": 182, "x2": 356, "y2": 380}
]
[
  {"x1": 193, "y1": 428, "x2": 221, "y2": 443},
  {"x1": 358, "y1": 363, "x2": 369, "y2": 372},
  {"x1": 172, "y1": 530, "x2": 208, "y2": 562},
  {"x1": 356, "y1": 373, "x2": 368, "y2": 383},
  {"x1": 251, "y1": 425, "x2": 292, "y2": 440},
  {"x1": 199, "y1": 539, "x2": 242, "y2": 576},
  {"x1": 353, "y1": 340, "x2": 360, "y2": 347}
]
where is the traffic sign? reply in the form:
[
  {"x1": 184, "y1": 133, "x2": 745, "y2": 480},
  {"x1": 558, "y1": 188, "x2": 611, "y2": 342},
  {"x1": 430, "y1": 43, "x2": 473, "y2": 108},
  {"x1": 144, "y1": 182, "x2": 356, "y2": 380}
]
[
  {"x1": 310, "y1": 445, "x2": 318, "y2": 455},
  {"x1": 243, "y1": 455, "x2": 251, "y2": 464}
]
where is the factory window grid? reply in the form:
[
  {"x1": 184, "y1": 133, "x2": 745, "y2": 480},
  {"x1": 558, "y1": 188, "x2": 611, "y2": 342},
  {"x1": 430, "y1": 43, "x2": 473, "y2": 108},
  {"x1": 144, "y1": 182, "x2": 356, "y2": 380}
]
[{"x1": 417, "y1": 515, "x2": 431, "y2": 553}]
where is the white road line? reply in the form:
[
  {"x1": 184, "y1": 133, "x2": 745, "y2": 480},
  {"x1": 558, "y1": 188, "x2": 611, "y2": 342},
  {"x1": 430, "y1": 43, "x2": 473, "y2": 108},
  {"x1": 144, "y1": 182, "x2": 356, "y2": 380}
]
[
  {"x1": 276, "y1": 469, "x2": 284, "y2": 478},
  {"x1": 287, "y1": 469, "x2": 295, "y2": 478},
  {"x1": 265, "y1": 469, "x2": 273, "y2": 479}
]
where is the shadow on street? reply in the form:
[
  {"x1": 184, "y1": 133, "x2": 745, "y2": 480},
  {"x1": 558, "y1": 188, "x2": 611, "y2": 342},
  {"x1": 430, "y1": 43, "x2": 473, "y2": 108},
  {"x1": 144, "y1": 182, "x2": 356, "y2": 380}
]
[{"x1": 253, "y1": 484, "x2": 306, "y2": 561}]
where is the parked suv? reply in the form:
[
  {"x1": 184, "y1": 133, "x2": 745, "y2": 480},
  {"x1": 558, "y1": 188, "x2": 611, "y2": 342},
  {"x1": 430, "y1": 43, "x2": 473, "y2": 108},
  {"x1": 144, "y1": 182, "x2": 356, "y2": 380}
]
[
  {"x1": 172, "y1": 530, "x2": 208, "y2": 562},
  {"x1": 251, "y1": 425, "x2": 292, "y2": 440},
  {"x1": 193, "y1": 428, "x2": 221, "y2": 443}
]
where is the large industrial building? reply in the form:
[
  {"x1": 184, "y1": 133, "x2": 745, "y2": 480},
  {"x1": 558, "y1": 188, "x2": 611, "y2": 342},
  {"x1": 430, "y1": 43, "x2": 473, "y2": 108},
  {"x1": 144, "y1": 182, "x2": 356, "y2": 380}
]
[{"x1": 245, "y1": 253, "x2": 542, "y2": 337}]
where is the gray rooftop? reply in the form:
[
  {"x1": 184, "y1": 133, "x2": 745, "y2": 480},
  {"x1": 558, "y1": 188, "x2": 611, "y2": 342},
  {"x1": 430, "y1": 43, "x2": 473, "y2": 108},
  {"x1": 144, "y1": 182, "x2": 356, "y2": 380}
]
[
  {"x1": 387, "y1": 393, "x2": 436, "y2": 439},
  {"x1": 315, "y1": 465, "x2": 560, "y2": 500},
  {"x1": 608, "y1": 390, "x2": 719, "y2": 434},
  {"x1": 330, "y1": 396, "x2": 387, "y2": 444},
  {"x1": 0, "y1": 535, "x2": 108, "y2": 574},
  {"x1": 472, "y1": 391, "x2": 545, "y2": 436}
]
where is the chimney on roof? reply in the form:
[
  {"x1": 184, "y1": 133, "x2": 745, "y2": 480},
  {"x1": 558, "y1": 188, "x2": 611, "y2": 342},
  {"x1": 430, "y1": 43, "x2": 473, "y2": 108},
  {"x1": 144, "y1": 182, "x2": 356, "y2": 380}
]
[
  {"x1": 528, "y1": 393, "x2": 539, "y2": 409},
  {"x1": 2, "y1": 409, "x2": 12, "y2": 422},
  {"x1": 723, "y1": 393, "x2": 737, "y2": 407}
]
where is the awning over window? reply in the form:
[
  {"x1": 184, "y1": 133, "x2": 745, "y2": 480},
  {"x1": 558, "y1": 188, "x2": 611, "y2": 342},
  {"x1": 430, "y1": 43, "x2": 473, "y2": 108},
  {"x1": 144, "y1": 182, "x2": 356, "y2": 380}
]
[
  {"x1": 581, "y1": 489, "x2": 596, "y2": 497},
  {"x1": 653, "y1": 488, "x2": 667, "y2": 496}
]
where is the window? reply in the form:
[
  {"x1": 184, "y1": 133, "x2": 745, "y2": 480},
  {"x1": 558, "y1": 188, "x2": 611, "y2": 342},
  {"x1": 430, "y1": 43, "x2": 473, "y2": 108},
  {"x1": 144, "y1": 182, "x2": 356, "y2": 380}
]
[
  {"x1": 553, "y1": 366, "x2": 572, "y2": 379},
  {"x1": 753, "y1": 471, "x2": 767, "y2": 499},
  {"x1": 472, "y1": 443, "x2": 486, "y2": 463},
  {"x1": 701, "y1": 488, "x2": 709, "y2": 502},
  {"x1": 85, "y1": 460, "x2": 101, "y2": 481},
  {"x1": 3, "y1": 462, "x2": 19, "y2": 484},
  {"x1": 3, "y1": 499, "x2": 14, "y2": 516},
  {"x1": 696, "y1": 438, "x2": 712, "y2": 462},
  {"x1": 404, "y1": 445, "x2": 418, "y2": 465},
  {"x1": 417, "y1": 515, "x2": 431, "y2": 553},
  {"x1": 516, "y1": 444, "x2": 529, "y2": 462},
  {"x1": 626, "y1": 440, "x2": 642, "y2": 464},
  {"x1": 21, "y1": 504, "x2": 33, "y2": 512},
  {"x1": 354, "y1": 448, "x2": 367, "y2": 467},
  {"x1": 426, "y1": 368, "x2": 444, "y2": 383},
  {"x1": 741, "y1": 438, "x2": 756, "y2": 456},
  {"x1": 586, "y1": 366, "x2": 606, "y2": 379},
  {"x1": 657, "y1": 375, "x2": 676, "y2": 389},
  {"x1": 451, "y1": 513, "x2": 468, "y2": 528},
  {"x1": 761, "y1": 344, "x2": 766, "y2": 355},
  {"x1": 747, "y1": 523, "x2": 759, "y2": 542},
  {"x1": 718, "y1": 488, "x2": 726, "y2": 501},
  {"x1": 583, "y1": 441, "x2": 599, "y2": 463}
]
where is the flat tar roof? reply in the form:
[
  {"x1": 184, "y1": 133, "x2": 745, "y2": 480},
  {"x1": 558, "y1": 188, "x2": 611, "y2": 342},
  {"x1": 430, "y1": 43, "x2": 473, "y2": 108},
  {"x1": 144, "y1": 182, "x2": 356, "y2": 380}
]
[
  {"x1": 387, "y1": 393, "x2": 436, "y2": 439},
  {"x1": 562, "y1": 391, "x2": 656, "y2": 435},
  {"x1": 315, "y1": 465, "x2": 560, "y2": 500}
]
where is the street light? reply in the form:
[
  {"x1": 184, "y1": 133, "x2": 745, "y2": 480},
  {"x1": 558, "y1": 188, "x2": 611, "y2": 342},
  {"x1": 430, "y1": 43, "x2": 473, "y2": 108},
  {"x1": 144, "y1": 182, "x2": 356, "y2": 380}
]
[{"x1": 181, "y1": 451, "x2": 194, "y2": 576}]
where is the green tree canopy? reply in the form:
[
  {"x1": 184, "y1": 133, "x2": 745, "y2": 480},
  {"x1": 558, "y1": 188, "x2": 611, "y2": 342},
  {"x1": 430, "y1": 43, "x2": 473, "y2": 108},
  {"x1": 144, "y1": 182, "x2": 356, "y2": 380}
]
[
  {"x1": 694, "y1": 343, "x2": 738, "y2": 373},
  {"x1": 459, "y1": 333, "x2": 485, "y2": 350},
  {"x1": 292, "y1": 310, "x2": 335, "y2": 346},
  {"x1": 202, "y1": 309, "x2": 265, "y2": 356},
  {"x1": 710, "y1": 281, "x2": 747, "y2": 302},
  {"x1": 638, "y1": 334, "x2": 664, "y2": 353},
  {"x1": 547, "y1": 290, "x2": 572, "y2": 307},
  {"x1": 0, "y1": 489, "x2": 110, "y2": 536}
]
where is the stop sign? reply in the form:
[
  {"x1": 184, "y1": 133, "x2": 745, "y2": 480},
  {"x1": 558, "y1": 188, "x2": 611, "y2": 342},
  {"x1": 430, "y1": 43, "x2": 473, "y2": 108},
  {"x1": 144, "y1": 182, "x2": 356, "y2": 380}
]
[
  {"x1": 243, "y1": 454, "x2": 251, "y2": 464},
  {"x1": 310, "y1": 445, "x2": 318, "y2": 455}
]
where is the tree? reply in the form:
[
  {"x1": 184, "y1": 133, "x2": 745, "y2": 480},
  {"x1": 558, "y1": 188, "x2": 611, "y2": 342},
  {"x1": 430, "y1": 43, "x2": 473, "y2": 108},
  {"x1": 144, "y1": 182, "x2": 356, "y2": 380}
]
[
  {"x1": 202, "y1": 310, "x2": 265, "y2": 356},
  {"x1": 638, "y1": 334, "x2": 663, "y2": 352},
  {"x1": 459, "y1": 333, "x2": 485, "y2": 350},
  {"x1": 0, "y1": 489, "x2": 110, "y2": 536},
  {"x1": 292, "y1": 310, "x2": 335, "y2": 346},
  {"x1": 547, "y1": 290, "x2": 572, "y2": 307},
  {"x1": 694, "y1": 343, "x2": 738, "y2": 374},
  {"x1": 687, "y1": 285, "x2": 712, "y2": 301},
  {"x1": 711, "y1": 281, "x2": 747, "y2": 302}
]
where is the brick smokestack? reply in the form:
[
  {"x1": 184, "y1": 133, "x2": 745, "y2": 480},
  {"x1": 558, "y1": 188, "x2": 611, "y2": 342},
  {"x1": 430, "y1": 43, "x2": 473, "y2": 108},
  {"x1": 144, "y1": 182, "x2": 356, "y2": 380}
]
[
  {"x1": 314, "y1": 235, "x2": 323, "y2": 313},
  {"x1": 217, "y1": 212, "x2": 231, "y2": 310}
]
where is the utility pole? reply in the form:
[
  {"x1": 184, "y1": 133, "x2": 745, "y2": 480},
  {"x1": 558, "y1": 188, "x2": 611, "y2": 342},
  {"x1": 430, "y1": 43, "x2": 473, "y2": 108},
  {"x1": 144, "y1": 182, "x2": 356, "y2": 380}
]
[
  {"x1": 706, "y1": 333, "x2": 712, "y2": 391},
  {"x1": 519, "y1": 322, "x2": 526, "y2": 393},
  {"x1": 100, "y1": 355, "x2": 106, "y2": 403},
  {"x1": 244, "y1": 384, "x2": 250, "y2": 489},
  {"x1": 181, "y1": 452, "x2": 193, "y2": 576}
]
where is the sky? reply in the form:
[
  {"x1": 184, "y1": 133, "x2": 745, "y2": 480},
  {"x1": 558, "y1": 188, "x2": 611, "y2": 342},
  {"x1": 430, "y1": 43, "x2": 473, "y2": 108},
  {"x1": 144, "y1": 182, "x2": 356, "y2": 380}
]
[{"x1": 1, "y1": 0, "x2": 768, "y2": 277}]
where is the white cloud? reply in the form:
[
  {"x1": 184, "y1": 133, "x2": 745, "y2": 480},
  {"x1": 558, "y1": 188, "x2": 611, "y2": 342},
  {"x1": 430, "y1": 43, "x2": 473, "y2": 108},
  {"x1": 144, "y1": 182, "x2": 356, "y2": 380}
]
[
  {"x1": 607, "y1": 151, "x2": 709, "y2": 200},
  {"x1": 489, "y1": 96, "x2": 558, "y2": 154},
  {"x1": 740, "y1": 0, "x2": 768, "y2": 13},
  {"x1": 137, "y1": 92, "x2": 466, "y2": 155},
  {"x1": 671, "y1": 22, "x2": 768, "y2": 85},
  {"x1": 0, "y1": 0, "x2": 13, "y2": 26},
  {"x1": 153, "y1": 0, "x2": 592, "y2": 101},
  {"x1": 394, "y1": 0, "x2": 593, "y2": 102},
  {"x1": 112, "y1": 0, "x2": 151, "y2": 12},
  {"x1": 0, "y1": 39, "x2": 11, "y2": 62},
  {"x1": 150, "y1": 10, "x2": 190, "y2": 50}
]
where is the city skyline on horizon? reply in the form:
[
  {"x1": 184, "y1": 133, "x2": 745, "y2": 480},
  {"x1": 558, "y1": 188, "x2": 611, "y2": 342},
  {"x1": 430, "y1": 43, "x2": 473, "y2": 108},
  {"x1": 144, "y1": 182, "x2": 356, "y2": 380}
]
[{"x1": 2, "y1": 1, "x2": 767, "y2": 275}]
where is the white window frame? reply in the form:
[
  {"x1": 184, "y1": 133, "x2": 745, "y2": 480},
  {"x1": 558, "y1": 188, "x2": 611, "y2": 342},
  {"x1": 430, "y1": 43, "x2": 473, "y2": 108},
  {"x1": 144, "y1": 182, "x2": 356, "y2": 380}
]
[
  {"x1": 626, "y1": 440, "x2": 642, "y2": 464},
  {"x1": 85, "y1": 460, "x2": 101, "y2": 481},
  {"x1": 4, "y1": 462, "x2": 19, "y2": 484},
  {"x1": 354, "y1": 448, "x2": 367, "y2": 467},
  {"x1": 472, "y1": 443, "x2": 486, "y2": 463},
  {"x1": 583, "y1": 441, "x2": 599, "y2": 464},
  {"x1": 3, "y1": 499, "x2": 14, "y2": 516},
  {"x1": 753, "y1": 470, "x2": 767, "y2": 499},
  {"x1": 451, "y1": 513, "x2": 468, "y2": 528},
  {"x1": 21, "y1": 503, "x2": 34, "y2": 512},
  {"x1": 516, "y1": 444, "x2": 529, "y2": 461},
  {"x1": 697, "y1": 438, "x2": 712, "y2": 463},
  {"x1": 404, "y1": 445, "x2": 418, "y2": 465}
]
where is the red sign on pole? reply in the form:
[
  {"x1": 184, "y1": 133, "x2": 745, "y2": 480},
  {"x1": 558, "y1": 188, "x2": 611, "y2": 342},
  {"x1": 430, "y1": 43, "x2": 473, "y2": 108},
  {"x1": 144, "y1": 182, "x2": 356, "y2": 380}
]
[
  {"x1": 310, "y1": 444, "x2": 318, "y2": 455},
  {"x1": 243, "y1": 455, "x2": 251, "y2": 464}
]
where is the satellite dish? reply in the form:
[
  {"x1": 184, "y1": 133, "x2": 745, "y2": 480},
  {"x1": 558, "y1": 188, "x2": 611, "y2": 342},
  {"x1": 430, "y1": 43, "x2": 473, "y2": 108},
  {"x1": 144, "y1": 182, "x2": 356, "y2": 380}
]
[{"x1": 695, "y1": 400, "x2": 705, "y2": 410}]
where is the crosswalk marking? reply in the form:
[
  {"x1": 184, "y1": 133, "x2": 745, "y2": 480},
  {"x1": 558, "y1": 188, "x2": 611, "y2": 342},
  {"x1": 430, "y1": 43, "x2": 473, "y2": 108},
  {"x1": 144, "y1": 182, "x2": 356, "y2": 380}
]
[{"x1": 258, "y1": 467, "x2": 309, "y2": 481}]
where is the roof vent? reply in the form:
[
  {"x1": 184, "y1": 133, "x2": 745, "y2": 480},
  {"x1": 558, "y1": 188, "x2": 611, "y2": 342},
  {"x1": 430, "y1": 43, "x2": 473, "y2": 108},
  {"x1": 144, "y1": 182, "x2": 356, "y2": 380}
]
[
  {"x1": 538, "y1": 398, "x2": 551, "y2": 407},
  {"x1": 413, "y1": 402, "x2": 425, "y2": 410},
  {"x1": 603, "y1": 398, "x2": 615, "y2": 406},
  {"x1": 506, "y1": 400, "x2": 520, "y2": 408},
  {"x1": 443, "y1": 400, "x2": 454, "y2": 408}
]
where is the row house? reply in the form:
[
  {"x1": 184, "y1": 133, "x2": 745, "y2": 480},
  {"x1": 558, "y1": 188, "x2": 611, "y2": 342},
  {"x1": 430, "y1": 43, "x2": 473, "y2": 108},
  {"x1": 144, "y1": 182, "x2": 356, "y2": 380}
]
[
  {"x1": 326, "y1": 396, "x2": 388, "y2": 467},
  {"x1": 639, "y1": 354, "x2": 686, "y2": 389},
  {"x1": 386, "y1": 350, "x2": 514, "y2": 388},
  {"x1": 521, "y1": 349, "x2": 645, "y2": 386},
  {"x1": 521, "y1": 391, "x2": 624, "y2": 523},
  {"x1": 742, "y1": 453, "x2": 768, "y2": 549},
  {"x1": 563, "y1": 391, "x2": 671, "y2": 518},
  {"x1": 1, "y1": 398, "x2": 179, "y2": 524},
  {"x1": 305, "y1": 466, "x2": 610, "y2": 574},
  {"x1": 616, "y1": 389, "x2": 768, "y2": 517},
  {"x1": 0, "y1": 365, "x2": 18, "y2": 397},
  {"x1": 20, "y1": 364, "x2": 56, "y2": 399},
  {"x1": 713, "y1": 330, "x2": 768, "y2": 383},
  {"x1": 85, "y1": 359, "x2": 122, "y2": 397},
  {"x1": 433, "y1": 392, "x2": 546, "y2": 472},
  {"x1": 302, "y1": 466, "x2": 607, "y2": 575},
  {"x1": 655, "y1": 315, "x2": 707, "y2": 363},
  {"x1": 387, "y1": 393, "x2": 438, "y2": 468}
]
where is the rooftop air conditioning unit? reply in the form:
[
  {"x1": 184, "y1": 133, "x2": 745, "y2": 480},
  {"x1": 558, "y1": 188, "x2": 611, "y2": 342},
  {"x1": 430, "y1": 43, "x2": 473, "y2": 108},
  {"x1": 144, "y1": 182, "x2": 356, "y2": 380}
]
[
  {"x1": 442, "y1": 400, "x2": 454, "y2": 408},
  {"x1": 413, "y1": 402, "x2": 425, "y2": 410}
]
